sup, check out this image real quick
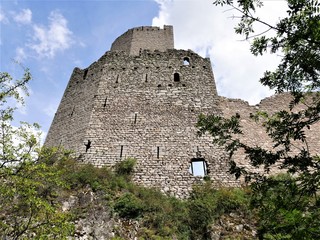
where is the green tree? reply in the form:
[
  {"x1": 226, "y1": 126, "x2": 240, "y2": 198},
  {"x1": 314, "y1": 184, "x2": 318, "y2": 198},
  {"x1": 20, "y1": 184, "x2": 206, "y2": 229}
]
[
  {"x1": 0, "y1": 69, "x2": 74, "y2": 239},
  {"x1": 197, "y1": 0, "x2": 320, "y2": 238}
]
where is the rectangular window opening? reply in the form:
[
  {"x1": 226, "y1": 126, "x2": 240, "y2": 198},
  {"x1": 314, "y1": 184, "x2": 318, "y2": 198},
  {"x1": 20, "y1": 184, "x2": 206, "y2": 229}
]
[{"x1": 189, "y1": 158, "x2": 207, "y2": 177}]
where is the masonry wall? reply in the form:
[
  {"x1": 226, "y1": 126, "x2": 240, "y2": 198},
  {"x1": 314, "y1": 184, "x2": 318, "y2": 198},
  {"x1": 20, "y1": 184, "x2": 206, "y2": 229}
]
[
  {"x1": 220, "y1": 94, "x2": 320, "y2": 175},
  {"x1": 45, "y1": 25, "x2": 320, "y2": 198},
  {"x1": 111, "y1": 26, "x2": 174, "y2": 55},
  {"x1": 45, "y1": 66, "x2": 99, "y2": 154},
  {"x1": 45, "y1": 47, "x2": 240, "y2": 198}
]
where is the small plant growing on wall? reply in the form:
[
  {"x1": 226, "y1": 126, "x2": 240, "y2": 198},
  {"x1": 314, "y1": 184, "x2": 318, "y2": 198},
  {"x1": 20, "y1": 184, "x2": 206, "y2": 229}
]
[{"x1": 114, "y1": 157, "x2": 137, "y2": 176}]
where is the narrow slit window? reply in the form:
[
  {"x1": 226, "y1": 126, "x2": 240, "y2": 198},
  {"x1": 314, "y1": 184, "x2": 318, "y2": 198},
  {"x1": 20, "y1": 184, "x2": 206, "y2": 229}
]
[
  {"x1": 189, "y1": 158, "x2": 207, "y2": 177},
  {"x1": 157, "y1": 146, "x2": 160, "y2": 159},
  {"x1": 103, "y1": 98, "x2": 108, "y2": 108},
  {"x1": 174, "y1": 73, "x2": 180, "y2": 82},
  {"x1": 134, "y1": 113, "x2": 137, "y2": 124},
  {"x1": 120, "y1": 145, "x2": 123, "y2": 158},
  {"x1": 145, "y1": 74, "x2": 148, "y2": 82},
  {"x1": 70, "y1": 106, "x2": 75, "y2": 117},
  {"x1": 115, "y1": 75, "x2": 119, "y2": 83}
]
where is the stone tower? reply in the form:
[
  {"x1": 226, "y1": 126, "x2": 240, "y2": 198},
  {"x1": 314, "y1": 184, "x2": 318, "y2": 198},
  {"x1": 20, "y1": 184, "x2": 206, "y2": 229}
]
[{"x1": 45, "y1": 26, "x2": 238, "y2": 197}]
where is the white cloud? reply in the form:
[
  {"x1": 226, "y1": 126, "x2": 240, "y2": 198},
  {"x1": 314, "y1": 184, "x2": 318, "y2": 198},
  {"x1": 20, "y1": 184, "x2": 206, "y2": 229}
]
[
  {"x1": 0, "y1": 9, "x2": 9, "y2": 23},
  {"x1": 13, "y1": 8, "x2": 32, "y2": 24},
  {"x1": 29, "y1": 10, "x2": 74, "y2": 58},
  {"x1": 15, "y1": 47, "x2": 26, "y2": 62},
  {"x1": 43, "y1": 103, "x2": 58, "y2": 118},
  {"x1": 152, "y1": 0, "x2": 288, "y2": 104}
]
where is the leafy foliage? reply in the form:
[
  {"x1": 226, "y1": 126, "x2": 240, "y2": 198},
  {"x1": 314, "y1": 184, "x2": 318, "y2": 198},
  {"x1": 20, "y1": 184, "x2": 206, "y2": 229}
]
[
  {"x1": 251, "y1": 174, "x2": 320, "y2": 239},
  {"x1": 0, "y1": 69, "x2": 74, "y2": 238},
  {"x1": 114, "y1": 157, "x2": 137, "y2": 176},
  {"x1": 188, "y1": 182, "x2": 250, "y2": 239},
  {"x1": 0, "y1": 158, "x2": 74, "y2": 239},
  {"x1": 197, "y1": 0, "x2": 320, "y2": 238}
]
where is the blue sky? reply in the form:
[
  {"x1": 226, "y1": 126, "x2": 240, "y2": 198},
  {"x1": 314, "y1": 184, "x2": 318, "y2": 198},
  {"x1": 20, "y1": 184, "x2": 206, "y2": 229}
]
[{"x1": 0, "y1": 0, "x2": 288, "y2": 139}]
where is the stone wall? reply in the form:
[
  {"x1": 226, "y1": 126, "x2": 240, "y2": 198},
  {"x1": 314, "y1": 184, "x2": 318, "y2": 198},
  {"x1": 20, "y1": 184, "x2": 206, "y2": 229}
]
[
  {"x1": 220, "y1": 94, "x2": 320, "y2": 175},
  {"x1": 45, "y1": 67, "x2": 99, "y2": 154},
  {"x1": 111, "y1": 26, "x2": 174, "y2": 55},
  {"x1": 45, "y1": 25, "x2": 320, "y2": 197},
  {"x1": 45, "y1": 46, "x2": 240, "y2": 198}
]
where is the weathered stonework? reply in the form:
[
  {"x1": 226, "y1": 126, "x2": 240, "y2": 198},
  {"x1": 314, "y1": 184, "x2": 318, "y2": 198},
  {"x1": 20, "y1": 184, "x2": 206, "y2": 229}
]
[
  {"x1": 111, "y1": 25, "x2": 174, "y2": 56},
  {"x1": 45, "y1": 26, "x2": 320, "y2": 198}
]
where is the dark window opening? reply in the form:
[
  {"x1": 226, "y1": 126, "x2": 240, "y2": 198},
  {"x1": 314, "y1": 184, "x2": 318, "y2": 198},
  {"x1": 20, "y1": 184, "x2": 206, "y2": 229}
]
[
  {"x1": 174, "y1": 73, "x2": 180, "y2": 82},
  {"x1": 103, "y1": 98, "x2": 108, "y2": 108},
  {"x1": 84, "y1": 140, "x2": 91, "y2": 153},
  {"x1": 189, "y1": 158, "x2": 207, "y2": 177},
  {"x1": 115, "y1": 75, "x2": 119, "y2": 83},
  {"x1": 183, "y1": 57, "x2": 190, "y2": 65},
  {"x1": 83, "y1": 69, "x2": 88, "y2": 79},
  {"x1": 157, "y1": 146, "x2": 160, "y2": 159},
  {"x1": 203, "y1": 66, "x2": 207, "y2": 69},
  {"x1": 182, "y1": 84, "x2": 186, "y2": 87},
  {"x1": 168, "y1": 84, "x2": 172, "y2": 87},
  {"x1": 70, "y1": 107, "x2": 75, "y2": 117},
  {"x1": 157, "y1": 84, "x2": 162, "y2": 88},
  {"x1": 120, "y1": 145, "x2": 124, "y2": 158},
  {"x1": 134, "y1": 113, "x2": 137, "y2": 124},
  {"x1": 145, "y1": 74, "x2": 148, "y2": 82}
]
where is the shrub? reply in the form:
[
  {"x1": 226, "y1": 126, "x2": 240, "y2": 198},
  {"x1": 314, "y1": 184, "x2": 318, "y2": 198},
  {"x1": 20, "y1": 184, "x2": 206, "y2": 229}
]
[
  {"x1": 187, "y1": 182, "x2": 250, "y2": 239},
  {"x1": 251, "y1": 174, "x2": 320, "y2": 239},
  {"x1": 114, "y1": 158, "x2": 137, "y2": 176},
  {"x1": 114, "y1": 192, "x2": 144, "y2": 218}
]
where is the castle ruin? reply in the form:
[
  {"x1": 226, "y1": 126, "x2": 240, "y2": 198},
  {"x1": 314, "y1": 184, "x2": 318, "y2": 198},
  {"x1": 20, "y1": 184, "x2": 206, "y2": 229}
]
[{"x1": 45, "y1": 26, "x2": 320, "y2": 198}]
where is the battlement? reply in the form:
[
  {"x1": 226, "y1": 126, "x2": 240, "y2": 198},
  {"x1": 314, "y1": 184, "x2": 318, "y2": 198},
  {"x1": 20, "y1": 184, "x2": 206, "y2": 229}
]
[{"x1": 111, "y1": 25, "x2": 174, "y2": 55}]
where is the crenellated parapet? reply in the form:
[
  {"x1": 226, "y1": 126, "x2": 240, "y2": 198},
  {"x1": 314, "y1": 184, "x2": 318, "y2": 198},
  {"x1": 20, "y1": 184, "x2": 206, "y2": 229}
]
[{"x1": 111, "y1": 25, "x2": 174, "y2": 55}]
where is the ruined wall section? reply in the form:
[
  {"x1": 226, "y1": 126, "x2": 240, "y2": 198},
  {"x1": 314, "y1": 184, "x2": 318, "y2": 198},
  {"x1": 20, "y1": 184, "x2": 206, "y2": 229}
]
[
  {"x1": 111, "y1": 26, "x2": 174, "y2": 55},
  {"x1": 220, "y1": 94, "x2": 320, "y2": 174},
  {"x1": 77, "y1": 49, "x2": 237, "y2": 197}
]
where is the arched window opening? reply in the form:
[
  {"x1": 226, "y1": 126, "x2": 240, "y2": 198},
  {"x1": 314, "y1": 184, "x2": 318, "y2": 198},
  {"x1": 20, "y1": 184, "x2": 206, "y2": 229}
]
[
  {"x1": 183, "y1": 57, "x2": 190, "y2": 65},
  {"x1": 174, "y1": 73, "x2": 180, "y2": 82},
  {"x1": 189, "y1": 158, "x2": 207, "y2": 177}
]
